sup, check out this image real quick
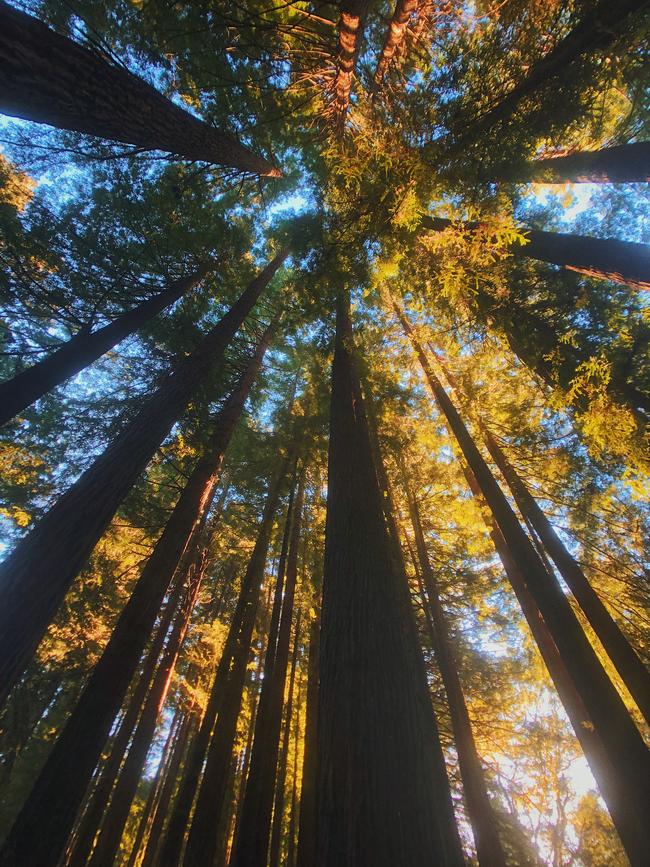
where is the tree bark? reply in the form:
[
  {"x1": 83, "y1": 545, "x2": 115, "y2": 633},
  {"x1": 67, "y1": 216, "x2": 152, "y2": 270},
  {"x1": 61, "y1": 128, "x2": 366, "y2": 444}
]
[
  {"x1": 231, "y1": 471, "x2": 305, "y2": 867},
  {"x1": 315, "y1": 288, "x2": 465, "y2": 867},
  {"x1": 0, "y1": 2, "x2": 280, "y2": 176},
  {"x1": 332, "y1": 1, "x2": 370, "y2": 124},
  {"x1": 0, "y1": 317, "x2": 280, "y2": 867},
  {"x1": 373, "y1": 0, "x2": 418, "y2": 85},
  {"x1": 181, "y1": 452, "x2": 292, "y2": 867},
  {"x1": 0, "y1": 266, "x2": 210, "y2": 427},
  {"x1": 393, "y1": 298, "x2": 650, "y2": 865},
  {"x1": 0, "y1": 248, "x2": 288, "y2": 711},
  {"x1": 421, "y1": 215, "x2": 650, "y2": 291},
  {"x1": 295, "y1": 607, "x2": 320, "y2": 867},
  {"x1": 509, "y1": 142, "x2": 650, "y2": 184},
  {"x1": 405, "y1": 479, "x2": 508, "y2": 867}
]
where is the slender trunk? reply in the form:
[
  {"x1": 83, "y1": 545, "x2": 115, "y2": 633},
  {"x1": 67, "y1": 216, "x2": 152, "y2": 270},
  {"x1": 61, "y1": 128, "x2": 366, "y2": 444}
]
[
  {"x1": 139, "y1": 714, "x2": 196, "y2": 867},
  {"x1": 65, "y1": 576, "x2": 185, "y2": 867},
  {"x1": 231, "y1": 472, "x2": 305, "y2": 867},
  {"x1": 0, "y1": 248, "x2": 289, "y2": 712},
  {"x1": 0, "y1": 318, "x2": 280, "y2": 867},
  {"x1": 481, "y1": 427, "x2": 650, "y2": 725},
  {"x1": 421, "y1": 216, "x2": 650, "y2": 291},
  {"x1": 286, "y1": 682, "x2": 301, "y2": 867},
  {"x1": 373, "y1": 0, "x2": 418, "y2": 85},
  {"x1": 316, "y1": 289, "x2": 464, "y2": 867},
  {"x1": 393, "y1": 298, "x2": 650, "y2": 864},
  {"x1": 406, "y1": 480, "x2": 508, "y2": 867},
  {"x1": 0, "y1": 2, "x2": 279, "y2": 176},
  {"x1": 295, "y1": 609, "x2": 320, "y2": 867},
  {"x1": 514, "y1": 142, "x2": 650, "y2": 184},
  {"x1": 332, "y1": 1, "x2": 370, "y2": 123},
  {"x1": 0, "y1": 266, "x2": 210, "y2": 427},
  {"x1": 87, "y1": 560, "x2": 205, "y2": 867},
  {"x1": 181, "y1": 453, "x2": 292, "y2": 867}
]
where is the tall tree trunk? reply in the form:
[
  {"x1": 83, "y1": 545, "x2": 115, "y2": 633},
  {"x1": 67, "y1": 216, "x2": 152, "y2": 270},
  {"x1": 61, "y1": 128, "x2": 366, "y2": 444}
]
[
  {"x1": 295, "y1": 607, "x2": 320, "y2": 867},
  {"x1": 316, "y1": 288, "x2": 465, "y2": 867},
  {"x1": 332, "y1": 1, "x2": 370, "y2": 124},
  {"x1": 507, "y1": 142, "x2": 650, "y2": 184},
  {"x1": 286, "y1": 677, "x2": 302, "y2": 867},
  {"x1": 373, "y1": 0, "x2": 418, "y2": 85},
  {"x1": 0, "y1": 248, "x2": 288, "y2": 711},
  {"x1": 479, "y1": 426, "x2": 650, "y2": 725},
  {"x1": 0, "y1": 320, "x2": 280, "y2": 867},
  {"x1": 405, "y1": 478, "x2": 508, "y2": 867},
  {"x1": 231, "y1": 472, "x2": 305, "y2": 867},
  {"x1": 421, "y1": 216, "x2": 650, "y2": 291},
  {"x1": 0, "y1": 266, "x2": 210, "y2": 428},
  {"x1": 0, "y1": 2, "x2": 280, "y2": 176},
  {"x1": 87, "y1": 558, "x2": 206, "y2": 867},
  {"x1": 393, "y1": 298, "x2": 650, "y2": 865},
  {"x1": 181, "y1": 452, "x2": 292, "y2": 867}
]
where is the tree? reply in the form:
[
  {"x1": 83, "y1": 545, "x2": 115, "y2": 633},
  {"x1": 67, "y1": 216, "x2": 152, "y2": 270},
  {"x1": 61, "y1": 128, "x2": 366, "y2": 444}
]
[{"x1": 506, "y1": 142, "x2": 650, "y2": 184}]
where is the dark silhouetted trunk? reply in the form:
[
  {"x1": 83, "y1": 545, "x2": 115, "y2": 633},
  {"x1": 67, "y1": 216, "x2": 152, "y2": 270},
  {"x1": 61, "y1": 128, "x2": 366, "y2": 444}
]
[
  {"x1": 181, "y1": 453, "x2": 292, "y2": 867},
  {"x1": 231, "y1": 471, "x2": 305, "y2": 867},
  {"x1": 0, "y1": 266, "x2": 210, "y2": 427},
  {"x1": 481, "y1": 428, "x2": 650, "y2": 725},
  {"x1": 421, "y1": 215, "x2": 650, "y2": 291},
  {"x1": 332, "y1": 1, "x2": 370, "y2": 124},
  {"x1": 0, "y1": 249, "x2": 288, "y2": 712},
  {"x1": 374, "y1": 0, "x2": 418, "y2": 85},
  {"x1": 394, "y1": 298, "x2": 650, "y2": 865},
  {"x1": 315, "y1": 289, "x2": 464, "y2": 867},
  {"x1": 0, "y1": 316, "x2": 281, "y2": 867},
  {"x1": 514, "y1": 142, "x2": 650, "y2": 184},
  {"x1": 405, "y1": 479, "x2": 507, "y2": 867},
  {"x1": 0, "y1": 2, "x2": 280, "y2": 176},
  {"x1": 295, "y1": 608, "x2": 320, "y2": 867}
]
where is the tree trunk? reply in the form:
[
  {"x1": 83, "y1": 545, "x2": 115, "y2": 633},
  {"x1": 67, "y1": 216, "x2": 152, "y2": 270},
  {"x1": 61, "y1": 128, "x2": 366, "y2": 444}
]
[
  {"x1": 230, "y1": 471, "x2": 305, "y2": 867},
  {"x1": 0, "y1": 266, "x2": 210, "y2": 428},
  {"x1": 181, "y1": 452, "x2": 292, "y2": 867},
  {"x1": 87, "y1": 559, "x2": 205, "y2": 867},
  {"x1": 421, "y1": 215, "x2": 650, "y2": 291},
  {"x1": 514, "y1": 142, "x2": 650, "y2": 184},
  {"x1": 268, "y1": 614, "x2": 302, "y2": 867},
  {"x1": 0, "y1": 248, "x2": 288, "y2": 711},
  {"x1": 315, "y1": 288, "x2": 465, "y2": 867},
  {"x1": 373, "y1": 0, "x2": 418, "y2": 85},
  {"x1": 393, "y1": 298, "x2": 650, "y2": 865},
  {"x1": 405, "y1": 479, "x2": 508, "y2": 867},
  {"x1": 332, "y1": 1, "x2": 370, "y2": 124},
  {"x1": 480, "y1": 427, "x2": 650, "y2": 726},
  {"x1": 0, "y1": 318, "x2": 280, "y2": 867},
  {"x1": 295, "y1": 608, "x2": 320, "y2": 867},
  {"x1": 0, "y1": 2, "x2": 280, "y2": 176}
]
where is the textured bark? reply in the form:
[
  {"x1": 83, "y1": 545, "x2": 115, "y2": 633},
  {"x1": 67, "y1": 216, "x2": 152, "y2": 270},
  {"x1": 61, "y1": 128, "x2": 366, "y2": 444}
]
[
  {"x1": 0, "y1": 266, "x2": 210, "y2": 428},
  {"x1": 295, "y1": 609, "x2": 320, "y2": 867},
  {"x1": 406, "y1": 482, "x2": 507, "y2": 867},
  {"x1": 0, "y1": 2, "x2": 279, "y2": 176},
  {"x1": 332, "y1": 1, "x2": 370, "y2": 123},
  {"x1": 394, "y1": 299, "x2": 650, "y2": 865},
  {"x1": 181, "y1": 455, "x2": 291, "y2": 867},
  {"x1": 374, "y1": 0, "x2": 418, "y2": 84},
  {"x1": 0, "y1": 248, "x2": 288, "y2": 711},
  {"x1": 481, "y1": 428, "x2": 650, "y2": 726},
  {"x1": 421, "y1": 215, "x2": 650, "y2": 291},
  {"x1": 315, "y1": 289, "x2": 464, "y2": 867},
  {"x1": 511, "y1": 142, "x2": 650, "y2": 184},
  {"x1": 0, "y1": 314, "x2": 281, "y2": 867},
  {"x1": 268, "y1": 616, "x2": 301, "y2": 867},
  {"x1": 439, "y1": 0, "x2": 648, "y2": 154},
  {"x1": 231, "y1": 472, "x2": 305, "y2": 867}
]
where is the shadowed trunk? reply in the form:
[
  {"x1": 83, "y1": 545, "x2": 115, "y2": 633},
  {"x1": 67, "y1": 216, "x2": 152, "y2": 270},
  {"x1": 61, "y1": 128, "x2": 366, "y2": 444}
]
[
  {"x1": 332, "y1": 1, "x2": 370, "y2": 124},
  {"x1": 0, "y1": 248, "x2": 288, "y2": 712},
  {"x1": 509, "y1": 142, "x2": 650, "y2": 184},
  {"x1": 295, "y1": 607, "x2": 320, "y2": 867},
  {"x1": 0, "y1": 2, "x2": 280, "y2": 176},
  {"x1": 374, "y1": 0, "x2": 418, "y2": 85},
  {"x1": 231, "y1": 472, "x2": 305, "y2": 867},
  {"x1": 421, "y1": 215, "x2": 650, "y2": 291},
  {"x1": 0, "y1": 318, "x2": 281, "y2": 867},
  {"x1": 315, "y1": 288, "x2": 465, "y2": 867},
  {"x1": 0, "y1": 266, "x2": 210, "y2": 427},
  {"x1": 393, "y1": 298, "x2": 650, "y2": 865}
]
